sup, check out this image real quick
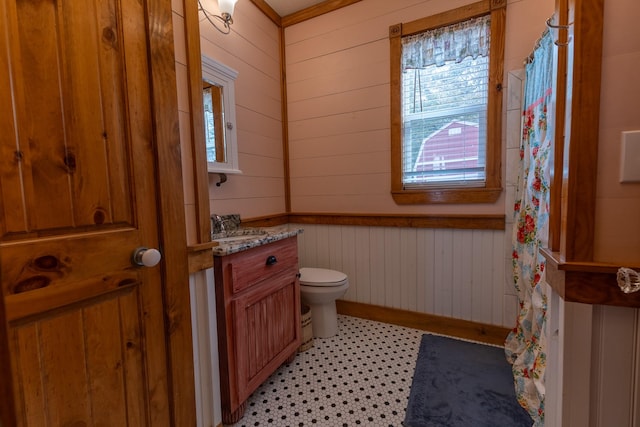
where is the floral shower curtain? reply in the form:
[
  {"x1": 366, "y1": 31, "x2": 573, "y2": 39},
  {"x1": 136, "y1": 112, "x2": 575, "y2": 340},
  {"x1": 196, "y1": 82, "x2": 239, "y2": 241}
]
[{"x1": 504, "y1": 30, "x2": 553, "y2": 427}]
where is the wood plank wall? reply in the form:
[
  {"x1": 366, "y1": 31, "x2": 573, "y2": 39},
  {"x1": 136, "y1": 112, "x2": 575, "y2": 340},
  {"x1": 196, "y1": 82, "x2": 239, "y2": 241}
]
[
  {"x1": 175, "y1": 0, "x2": 288, "y2": 244},
  {"x1": 198, "y1": 2, "x2": 287, "y2": 219},
  {"x1": 284, "y1": 0, "x2": 553, "y2": 215}
]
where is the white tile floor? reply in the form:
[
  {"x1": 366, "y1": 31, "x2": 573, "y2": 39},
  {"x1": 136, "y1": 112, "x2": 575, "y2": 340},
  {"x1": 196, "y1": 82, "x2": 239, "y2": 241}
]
[{"x1": 227, "y1": 315, "x2": 425, "y2": 427}]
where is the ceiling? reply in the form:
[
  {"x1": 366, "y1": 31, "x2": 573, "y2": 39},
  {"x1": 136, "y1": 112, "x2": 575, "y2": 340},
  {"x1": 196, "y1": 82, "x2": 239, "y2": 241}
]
[{"x1": 263, "y1": 0, "x2": 326, "y2": 17}]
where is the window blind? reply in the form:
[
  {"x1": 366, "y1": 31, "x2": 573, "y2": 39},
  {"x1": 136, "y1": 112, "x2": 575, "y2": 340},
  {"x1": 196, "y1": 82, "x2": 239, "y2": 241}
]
[{"x1": 401, "y1": 15, "x2": 490, "y2": 188}]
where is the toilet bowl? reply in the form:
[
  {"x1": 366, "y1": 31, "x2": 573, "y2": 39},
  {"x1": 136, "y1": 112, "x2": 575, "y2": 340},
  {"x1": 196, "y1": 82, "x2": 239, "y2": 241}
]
[{"x1": 299, "y1": 267, "x2": 349, "y2": 338}]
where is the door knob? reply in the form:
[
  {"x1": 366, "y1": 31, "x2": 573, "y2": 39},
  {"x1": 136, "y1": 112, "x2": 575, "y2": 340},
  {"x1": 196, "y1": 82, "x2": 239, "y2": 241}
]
[{"x1": 132, "y1": 247, "x2": 162, "y2": 267}]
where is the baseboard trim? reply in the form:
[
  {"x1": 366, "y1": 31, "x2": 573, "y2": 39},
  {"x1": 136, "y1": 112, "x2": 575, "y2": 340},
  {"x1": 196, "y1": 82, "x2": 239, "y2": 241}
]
[{"x1": 336, "y1": 300, "x2": 510, "y2": 346}]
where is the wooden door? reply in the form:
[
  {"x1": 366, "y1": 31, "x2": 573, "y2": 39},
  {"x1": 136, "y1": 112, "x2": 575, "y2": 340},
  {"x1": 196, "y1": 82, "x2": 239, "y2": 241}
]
[{"x1": 0, "y1": 0, "x2": 171, "y2": 425}]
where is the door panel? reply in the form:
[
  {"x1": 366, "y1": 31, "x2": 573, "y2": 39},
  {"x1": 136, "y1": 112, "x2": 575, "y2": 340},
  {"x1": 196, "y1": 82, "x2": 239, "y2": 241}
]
[
  {"x1": 1, "y1": 0, "x2": 133, "y2": 235},
  {"x1": 10, "y1": 290, "x2": 149, "y2": 426},
  {"x1": 0, "y1": 0, "x2": 171, "y2": 425}
]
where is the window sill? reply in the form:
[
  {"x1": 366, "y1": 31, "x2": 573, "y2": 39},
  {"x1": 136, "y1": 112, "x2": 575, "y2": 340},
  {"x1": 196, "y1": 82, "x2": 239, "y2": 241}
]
[
  {"x1": 207, "y1": 167, "x2": 243, "y2": 175},
  {"x1": 392, "y1": 187, "x2": 502, "y2": 204}
]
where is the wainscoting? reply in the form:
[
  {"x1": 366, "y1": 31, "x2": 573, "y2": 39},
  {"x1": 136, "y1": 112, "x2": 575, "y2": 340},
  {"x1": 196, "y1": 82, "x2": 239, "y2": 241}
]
[
  {"x1": 189, "y1": 269, "x2": 222, "y2": 427},
  {"x1": 293, "y1": 223, "x2": 516, "y2": 328}
]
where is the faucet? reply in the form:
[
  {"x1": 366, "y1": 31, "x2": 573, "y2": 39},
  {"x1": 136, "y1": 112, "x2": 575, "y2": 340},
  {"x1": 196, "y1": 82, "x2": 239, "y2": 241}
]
[
  {"x1": 212, "y1": 214, "x2": 239, "y2": 237},
  {"x1": 213, "y1": 214, "x2": 226, "y2": 234}
]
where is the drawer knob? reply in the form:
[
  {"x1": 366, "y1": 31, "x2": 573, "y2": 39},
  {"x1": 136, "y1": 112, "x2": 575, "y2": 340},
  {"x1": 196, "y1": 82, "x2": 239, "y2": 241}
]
[{"x1": 265, "y1": 255, "x2": 278, "y2": 266}]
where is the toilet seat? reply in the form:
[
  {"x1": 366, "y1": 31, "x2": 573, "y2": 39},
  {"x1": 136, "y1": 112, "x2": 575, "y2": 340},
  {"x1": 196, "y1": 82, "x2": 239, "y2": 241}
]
[{"x1": 299, "y1": 267, "x2": 348, "y2": 287}]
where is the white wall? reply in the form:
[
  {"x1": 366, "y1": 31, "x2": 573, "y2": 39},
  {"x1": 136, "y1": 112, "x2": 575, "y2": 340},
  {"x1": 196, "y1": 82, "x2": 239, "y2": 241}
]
[
  {"x1": 189, "y1": 269, "x2": 222, "y2": 427},
  {"x1": 295, "y1": 224, "x2": 515, "y2": 327},
  {"x1": 546, "y1": 301, "x2": 640, "y2": 427}
]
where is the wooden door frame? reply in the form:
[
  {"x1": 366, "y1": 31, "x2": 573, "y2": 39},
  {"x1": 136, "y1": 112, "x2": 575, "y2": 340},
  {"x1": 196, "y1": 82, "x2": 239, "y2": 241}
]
[
  {"x1": 0, "y1": 285, "x2": 16, "y2": 427},
  {"x1": 145, "y1": 0, "x2": 196, "y2": 425}
]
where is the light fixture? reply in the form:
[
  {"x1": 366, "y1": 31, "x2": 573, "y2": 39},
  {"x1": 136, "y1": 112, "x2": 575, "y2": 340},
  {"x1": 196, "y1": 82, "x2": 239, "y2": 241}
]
[{"x1": 198, "y1": 0, "x2": 238, "y2": 34}]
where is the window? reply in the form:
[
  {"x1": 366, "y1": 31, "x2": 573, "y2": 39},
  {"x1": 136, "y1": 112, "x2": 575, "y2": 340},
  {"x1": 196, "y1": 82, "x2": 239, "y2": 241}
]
[{"x1": 390, "y1": 1, "x2": 506, "y2": 204}]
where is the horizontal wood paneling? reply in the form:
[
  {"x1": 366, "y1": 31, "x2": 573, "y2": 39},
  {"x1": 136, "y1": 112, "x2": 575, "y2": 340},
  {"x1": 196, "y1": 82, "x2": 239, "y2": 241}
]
[
  {"x1": 284, "y1": 0, "x2": 555, "y2": 215},
  {"x1": 295, "y1": 223, "x2": 512, "y2": 327},
  {"x1": 281, "y1": 0, "x2": 363, "y2": 27},
  {"x1": 179, "y1": 0, "x2": 287, "y2": 227}
]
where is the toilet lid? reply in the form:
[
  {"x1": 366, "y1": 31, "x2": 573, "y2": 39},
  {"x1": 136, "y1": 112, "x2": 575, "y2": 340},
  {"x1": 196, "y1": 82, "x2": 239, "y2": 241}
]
[{"x1": 299, "y1": 267, "x2": 348, "y2": 287}]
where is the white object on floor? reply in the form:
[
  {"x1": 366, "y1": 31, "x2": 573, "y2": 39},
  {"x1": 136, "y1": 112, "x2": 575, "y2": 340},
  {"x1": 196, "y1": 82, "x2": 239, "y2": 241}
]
[{"x1": 299, "y1": 267, "x2": 349, "y2": 338}]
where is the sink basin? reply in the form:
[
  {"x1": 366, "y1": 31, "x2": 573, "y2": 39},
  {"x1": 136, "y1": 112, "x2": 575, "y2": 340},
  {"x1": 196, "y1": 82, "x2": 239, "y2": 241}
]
[{"x1": 213, "y1": 229, "x2": 267, "y2": 243}]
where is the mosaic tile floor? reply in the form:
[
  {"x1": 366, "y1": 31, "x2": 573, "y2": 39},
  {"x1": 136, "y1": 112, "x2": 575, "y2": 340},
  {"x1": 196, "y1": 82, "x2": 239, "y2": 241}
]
[{"x1": 227, "y1": 315, "x2": 425, "y2": 427}]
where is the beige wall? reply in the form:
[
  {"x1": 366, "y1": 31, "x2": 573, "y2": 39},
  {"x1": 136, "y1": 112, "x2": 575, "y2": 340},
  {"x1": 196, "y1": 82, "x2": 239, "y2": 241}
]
[
  {"x1": 594, "y1": 0, "x2": 640, "y2": 264},
  {"x1": 285, "y1": 0, "x2": 554, "y2": 214},
  {"x1": 174, "y1": 0, "x2": 286, "y2": 245}
]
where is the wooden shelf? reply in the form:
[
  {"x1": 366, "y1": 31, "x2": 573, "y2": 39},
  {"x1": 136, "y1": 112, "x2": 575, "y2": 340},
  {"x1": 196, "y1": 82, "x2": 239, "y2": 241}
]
[
  {"x1": 541, "y1": 248, "x2": 640, "y2": 308},
  {"x1": 187, "y1": 242, "x2": 219, "y2": 273}
]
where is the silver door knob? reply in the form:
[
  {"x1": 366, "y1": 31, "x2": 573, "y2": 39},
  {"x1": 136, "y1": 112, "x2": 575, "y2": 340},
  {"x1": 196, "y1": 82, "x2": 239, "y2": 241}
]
[{"x1": 132, "y1": 247, "x2": 162, "y2": 267}]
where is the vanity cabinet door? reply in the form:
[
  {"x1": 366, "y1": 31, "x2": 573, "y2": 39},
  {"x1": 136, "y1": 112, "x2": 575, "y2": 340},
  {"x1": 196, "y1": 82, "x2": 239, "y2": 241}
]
[{"x1": 232, "y1": 268, "x2": 301, "y2": 404}]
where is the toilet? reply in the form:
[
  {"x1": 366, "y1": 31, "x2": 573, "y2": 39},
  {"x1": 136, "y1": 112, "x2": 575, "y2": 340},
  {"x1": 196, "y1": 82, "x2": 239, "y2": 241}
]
[{"x1": 299, "y1": 267, "x2": 349, "y2": 338}]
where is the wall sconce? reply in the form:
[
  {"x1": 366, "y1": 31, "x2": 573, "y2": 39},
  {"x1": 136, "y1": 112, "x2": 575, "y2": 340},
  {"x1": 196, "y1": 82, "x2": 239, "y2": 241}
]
[{"x1": 198, "y1": 0, "x2": 238, "y2": 34}]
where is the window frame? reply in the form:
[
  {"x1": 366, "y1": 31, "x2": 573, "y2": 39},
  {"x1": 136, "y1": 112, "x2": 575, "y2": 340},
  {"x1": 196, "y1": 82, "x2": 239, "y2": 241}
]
[{"x1": 390, "y1": 0, "x2": 506, "y2": 204}]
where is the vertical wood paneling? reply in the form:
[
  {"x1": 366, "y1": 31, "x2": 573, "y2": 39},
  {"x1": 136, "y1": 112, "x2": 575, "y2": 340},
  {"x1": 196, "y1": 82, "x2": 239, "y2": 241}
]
[
  {"x1": 384, "y1": 228, "x2": 401, "y2": 309},
  {"x1": 300, "y1": 224, "x2": 317, "y2": 267},
  {"x1": 40, "y1": 311, "x2": 91, "y2": 425},
  {"x1": 341, "y1": 226, "x2": 357, "y2": 301},
  {"x1": 422, "y1": 229, "x2": 437, "y2": 314},
  {"x1": 294, "y1": 223, "x2": 510, "y2": 327},
  {"x1": 479, "y1": 231, "x2": 496, "y2": 323},
  {"x1": 591, "y1": 306, "x2": 637, "y2": 426},
  {"x1": 369, "y1": 228, "x2": 386, "y2": 306},
  {"x1": 14, "y1": 0, "x2": 73, "y2": 230},
  {"x1": 355, "y1": 227, "x2": 371, "y2": 304},
  {"x1": 328, "y1": 227, "x2": 343, "y2": 273},
  {"x1": 452, "y1": 230, "x2": 472, "y2": 320},
  {"x1": 415, "y1": 230, "x2": 426, "y2": 313},
  {"x1": 240, "y1": 282, "x2": 296, "y2": 384},
  {"x1": 471, "y1": 231, "x2": 486, "y2": 322},
  {"x1": 189, "y1": 270, "x2": 217, "y2": 427},
  {"x1": 433, "y1": 229, "x2": 453, "y2": 317},
  {"x1": 4, "y1": 0, "x2": 133, "y2": 234},
  {"x1": 118, "y1": 291, "x2": 147, "y2": 427},
  {"x1": 84, "y1": 299, "x2": 127, "y2": 426},
  {"x1": 315, "y1": 225, "x2": 331, "y2": 268},
  {"x1": 400, "y1": 228, "x2": 417, "y2": 311},
  {"x1": 634, "y1": 312, "x2": 640, "y2": 426},
  {"x1": 491, "y1": 230, "x2": 505, "y2": 325},
  {"x1": 59, "y1": 0, "x2": 113, "y2": 227},
  {"x1": 13, "y1": 325, "x2": 46, "y2": 426}
]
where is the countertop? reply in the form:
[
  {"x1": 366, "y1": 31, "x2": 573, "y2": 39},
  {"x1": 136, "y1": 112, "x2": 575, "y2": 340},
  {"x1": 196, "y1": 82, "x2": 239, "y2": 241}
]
[{"x1": 211, "y1": 225, "x2": 303, "y2": 256}]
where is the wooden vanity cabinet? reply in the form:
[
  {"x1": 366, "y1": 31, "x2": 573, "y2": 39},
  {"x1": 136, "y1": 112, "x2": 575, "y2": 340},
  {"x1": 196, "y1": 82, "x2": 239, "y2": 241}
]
[{"x1": 214, "y1": 236, "x2": 301, "y2": 424}]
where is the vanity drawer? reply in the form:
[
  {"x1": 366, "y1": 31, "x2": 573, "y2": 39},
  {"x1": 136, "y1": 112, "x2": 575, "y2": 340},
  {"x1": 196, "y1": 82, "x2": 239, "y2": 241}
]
[{"x1": 228, "y1": 237, "x2": 298, "y2": 294}]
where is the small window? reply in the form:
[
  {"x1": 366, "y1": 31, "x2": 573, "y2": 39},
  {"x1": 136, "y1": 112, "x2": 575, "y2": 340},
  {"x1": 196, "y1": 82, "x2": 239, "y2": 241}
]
[{"x1": 390, "y1": 1, "x2": 506, "y2": 204}]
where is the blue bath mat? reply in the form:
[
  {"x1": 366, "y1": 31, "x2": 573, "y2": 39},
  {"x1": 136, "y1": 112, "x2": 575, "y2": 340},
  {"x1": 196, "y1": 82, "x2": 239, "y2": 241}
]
[{"x1": 404, "y1": 334, "x2": 532, "y2": 427}]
